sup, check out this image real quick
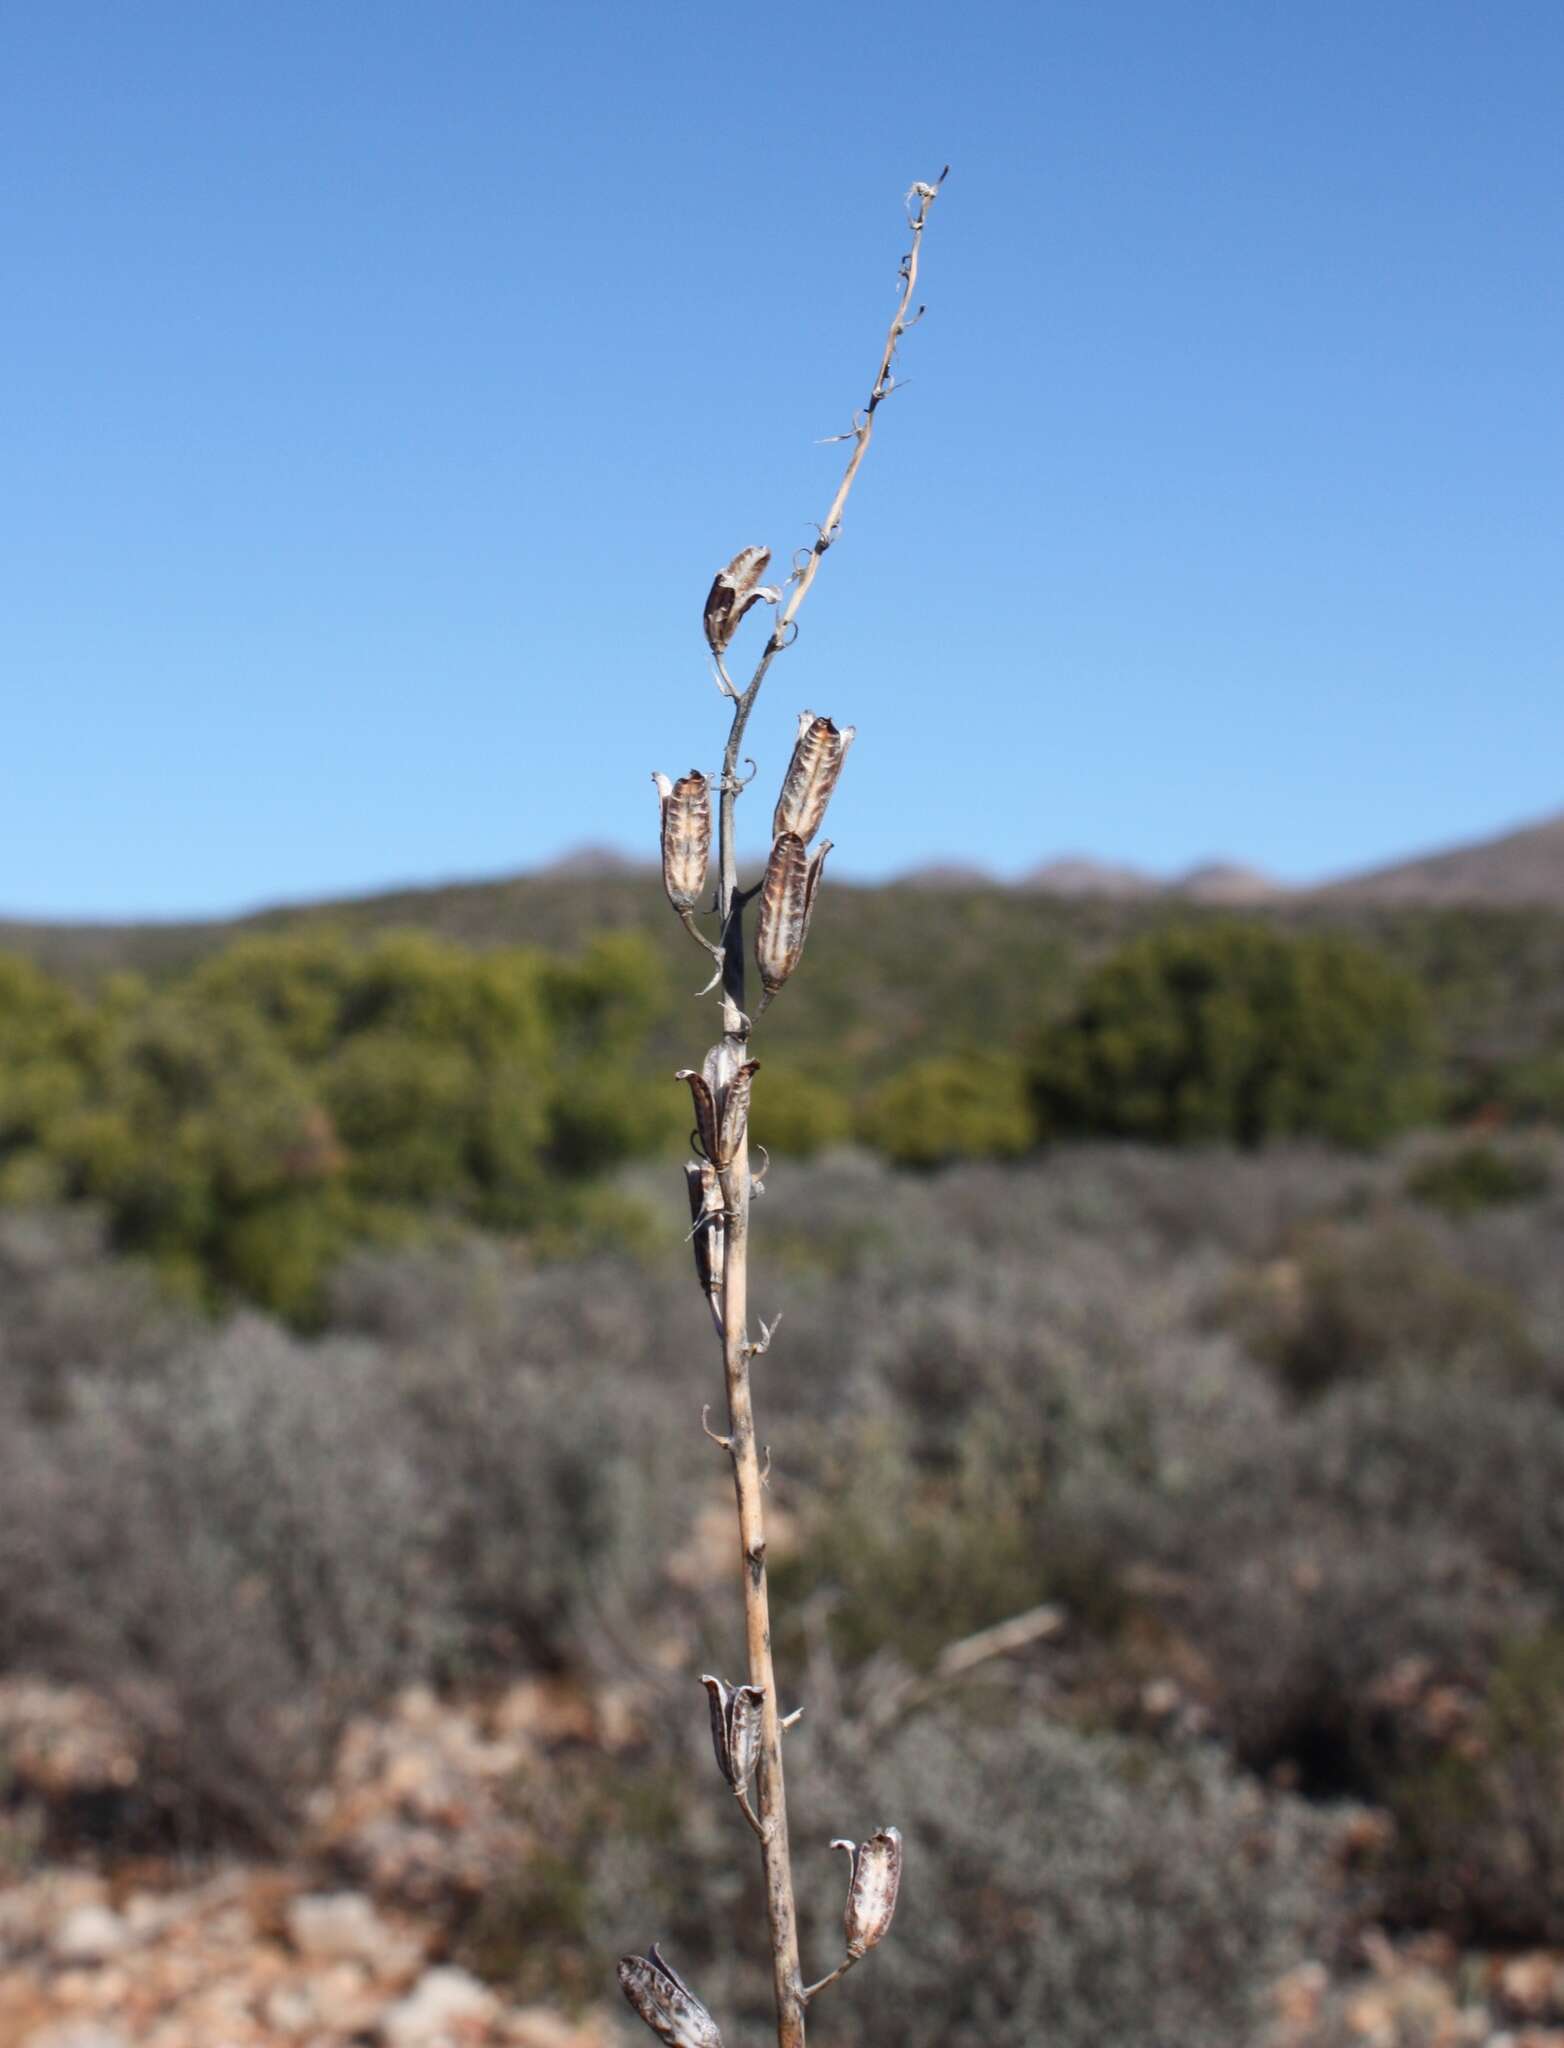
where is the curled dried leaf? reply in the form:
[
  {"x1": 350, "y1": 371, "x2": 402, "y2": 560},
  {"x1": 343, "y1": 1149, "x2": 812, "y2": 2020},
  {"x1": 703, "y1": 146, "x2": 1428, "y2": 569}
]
[
  {"x1": 772, "y1": 712, "x2": 855, "y2": 844},
  {"x1": 618, "y1": 1946, "x2": 724, "y2": 2048},
  {"x1": 653, "y1": 770, "x2": 711, "y2": 912},
  {"x1": 701, "y1": 1674, "x2": 765, "y2": 1794},
  {"x1": 703, "y1": 546, "x2": 781, "y2": 656},
  {"x1": 834, "y1": 1827, "x2": 903, "y2": 1958},
  {"x1": 755, "y1": 835, "x2": 831, "y2": 1000}
]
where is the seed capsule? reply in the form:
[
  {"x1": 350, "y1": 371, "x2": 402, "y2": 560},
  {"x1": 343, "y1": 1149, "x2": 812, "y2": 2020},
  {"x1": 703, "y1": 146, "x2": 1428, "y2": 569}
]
[
  {"x1": 618, "y1": 1946, "x2": 724, "y2": 2048},
  {"x1": 676, "y1": 1070, "x2": 721, "y2": 1167},
  {"x1": 701, "y1": 1675, "x2": 764, "y2": 1794},
  {"x1": 684, "y1": 1161, "x2": 725, "y2": 1313},
  {"x1": 755, "y1": 834, "x2": 831, "y2": 1000},
  {"x1": 717, "y1": 1060, "x2": 759, "y2": 1170},
  {"x1": 772, "y1": 712, "x2": 855, "y2": 844},
  {"x1": 832, "y1": 1827, "x2": 903, "y2": 1958},
  {"x1": 653, "y1": 771, "x2": 711, "y2": 913},
  {"x1": 703, "y1": 545, "x2": 781, "y2": 657},
  {"x1": 676, "y1": 1058, "x2": 760, "y2": 1170}
]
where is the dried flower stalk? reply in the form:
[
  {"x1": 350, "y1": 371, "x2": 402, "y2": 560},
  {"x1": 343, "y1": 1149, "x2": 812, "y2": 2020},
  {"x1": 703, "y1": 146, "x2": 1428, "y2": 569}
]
[{"x1": 624, "y1": 170, "x2": 945, "y2": 2048}]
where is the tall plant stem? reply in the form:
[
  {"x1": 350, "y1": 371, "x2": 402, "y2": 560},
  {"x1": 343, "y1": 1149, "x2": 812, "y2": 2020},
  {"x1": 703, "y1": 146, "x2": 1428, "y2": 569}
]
[
  {"x1": 717, "y1": 1108, "x2": 805, "y2": 2046},
  {"x1": 702, "y1": 173, "x2": 945, "y2": 2048}
]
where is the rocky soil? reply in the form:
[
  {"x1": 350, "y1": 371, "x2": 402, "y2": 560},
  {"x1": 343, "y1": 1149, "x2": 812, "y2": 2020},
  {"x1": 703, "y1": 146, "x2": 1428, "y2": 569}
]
[{"x1": 6, "y1": 1676, "x2": 1564, "y2": 2048}]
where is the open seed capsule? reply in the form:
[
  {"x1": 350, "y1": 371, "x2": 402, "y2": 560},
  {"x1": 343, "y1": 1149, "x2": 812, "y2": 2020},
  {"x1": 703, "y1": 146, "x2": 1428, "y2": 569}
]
[
  {"x1": 772, "y1": 712, "x2": 855, "y2": 844},
  {"x1": 755, "y1": 834, "x2": 831, "y2": 1000},
  {"x1": 618, "y1": 1946, "x2": 724, "y2": 2048},
  {"x1": 653, "y1": 771, "x2": 711, "y2": 913},
  {"x1": 717, "y1": 1060, "x2": 759, "y2": 1169},
  {"x1": 832, "y1": 1827, "x2": 903, "y2": 1958},
  {"x1": 677, "y1": 1059, "x2": 760, "y2": 1171},
  {"x1": 703, "y1": 545, "x2": 780, "y2": 656},
  {"x1": 701, "y1": 1675, "x2": 765, "y2": 1794}
]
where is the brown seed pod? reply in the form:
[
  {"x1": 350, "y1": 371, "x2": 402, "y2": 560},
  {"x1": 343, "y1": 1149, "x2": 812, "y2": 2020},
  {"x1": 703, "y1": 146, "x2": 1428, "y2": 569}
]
[
  {"x1": 677, "y1": 1058, "x2": 759, "y2": 1170},
  {"x1": 703, "y1": 545, "x2": 780, "y2": 656},
  {"x1": 755, "y1": 834, "x2": 831, "y2": 1000},
  {"x1": 701, "y1": 1675, "x2": 765, "y2": 1795},
  {"x1": 772, "y1": 711, "x2": 855, "y2": 844},
  {"x1": 653, "y1": 771, "x2": 711, "y2": 913},
  {"x1": 618, "y1": 1946, "x2": 724, "y2": 2048},
  {"x1": 684, "y1": 1161, "x2": 724, "y2": 1313},
  {"x1": 675, "y1": 1070, "x2": 720, "y2": 1167},
  {"x1": 832, "y1": 1827, "x2": 903, "y2": 1958},
  {"x1": 717, "y1": 1060, "x2": 760, "y2": 1170}
]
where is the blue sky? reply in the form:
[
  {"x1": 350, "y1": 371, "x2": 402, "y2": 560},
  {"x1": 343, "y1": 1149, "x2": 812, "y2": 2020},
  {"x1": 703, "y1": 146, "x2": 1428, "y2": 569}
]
[{"x1": 3, "y1": 0, "x2": 1560, "y2": 918}]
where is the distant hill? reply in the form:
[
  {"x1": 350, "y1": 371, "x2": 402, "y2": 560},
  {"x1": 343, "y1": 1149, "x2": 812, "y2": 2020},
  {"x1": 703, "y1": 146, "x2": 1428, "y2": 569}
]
[
  {"x1": 1318, "y1": 810, "x2": 1564, "y2": 908},
  {"x1": 1020, "y1": 857, "x2": 1157, "y2": 898}
]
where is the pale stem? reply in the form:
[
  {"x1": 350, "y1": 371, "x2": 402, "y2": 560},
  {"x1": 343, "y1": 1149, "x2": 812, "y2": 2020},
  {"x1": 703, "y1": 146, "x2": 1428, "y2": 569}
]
[{"x1": 698, "y1": 173, "x2": 945, "y2": 2048}]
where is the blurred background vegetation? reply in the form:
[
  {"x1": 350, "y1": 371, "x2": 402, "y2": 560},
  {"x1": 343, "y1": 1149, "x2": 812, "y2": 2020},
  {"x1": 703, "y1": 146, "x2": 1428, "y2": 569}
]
[
  {"x1": 2, "y1": 876, "x2": 1562, "y2": 1320},
  {"x1": 5, "y1": 877, "x2": 1564, "y2": 2043}
]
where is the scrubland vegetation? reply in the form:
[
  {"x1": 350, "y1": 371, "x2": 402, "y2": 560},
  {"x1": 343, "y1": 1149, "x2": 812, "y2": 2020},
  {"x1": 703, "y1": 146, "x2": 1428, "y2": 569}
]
[
  {"x1": 3, "y1": 1121, "x2": 1563, "y2": 2042},
  {"x1": 4, "y1": 896, "x2": 1561, "y2": 1319}
]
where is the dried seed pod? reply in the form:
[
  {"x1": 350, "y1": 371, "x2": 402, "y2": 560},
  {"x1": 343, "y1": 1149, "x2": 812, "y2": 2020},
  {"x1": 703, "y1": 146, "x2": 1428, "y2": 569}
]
[
  {"x1": 755, "y1": 834, "x2": 831, "y2": 1000},
  {"x1": 703, "y1": 545, "x2": 781, "y2": 656},
  {"x1": 618, "y1": 1946, "x2": 724, "y2": 2048},
  {"x1": 701, "y1": 1036, "x2": 739, "y2": 1109},
  {"x1": 676, "y1": 1069, "x2": 720, "y2": 1166},
  {"x1": 701, "y1": 1675, "x2": 765, "y2": 1794},
  {"x1": 772, "y1": 712, "x2": 855, "y2": 844},
  {"x1": 653, "y1": 771, "x2": 711, "y2": 913},
  {"x1": 717, "y1": 1060, "x2": 760, "y2": 1169},
  {"x1": 832, "y1": 1827, "x2": 903, "y2": 1958},
  {"x1": 684, "y1": 1161, "x2": 725, "y2": 1311},
  {"x1": 677, "y1": 1059, "x2": 759, "y2": 1170}
]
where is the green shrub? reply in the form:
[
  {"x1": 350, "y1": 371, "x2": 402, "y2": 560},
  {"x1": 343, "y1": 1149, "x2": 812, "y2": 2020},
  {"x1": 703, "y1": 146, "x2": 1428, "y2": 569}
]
[
  {"x1": 747, "y1": 1066, "x2": 852, "y2": 1157},
  {"x1": 859, "y1": 1051, "x2": 1035, "y2": 1167},
  {"x1": 1405, "y1": 1139, "x2": 1553, "y2": 1216},
  {"x1": 1031, "y1": 922, "x2": 1440, "y2": 1147},
  {"x1": 1225, "y1": 1214, "x2": 1542, "y2": 1399},
  {"x1": 1393, "y1": 1630, "x2": 1564, "y2": 1943}
]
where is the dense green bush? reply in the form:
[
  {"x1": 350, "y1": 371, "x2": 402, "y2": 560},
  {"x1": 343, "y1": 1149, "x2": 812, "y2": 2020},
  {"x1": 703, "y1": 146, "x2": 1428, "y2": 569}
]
[
  {"x1": 746, "y1": 1065, "x2": 853, "y2": 1157},
  {"x1": 0, "y1": 929, "x2": 680, "y2": 1317},
  {"x1": 859, "y1": 1051, "x2": 1035, "y2": 1166},
  {"x1": 1031, "y1": 922, "x2": 1441, "y2": 1147}
]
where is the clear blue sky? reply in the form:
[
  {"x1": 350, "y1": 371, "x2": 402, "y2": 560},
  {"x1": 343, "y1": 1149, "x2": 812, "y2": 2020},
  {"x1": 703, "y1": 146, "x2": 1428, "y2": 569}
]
[{"x1": 3, "y1": 0, "x2": 1560, "y2": 918}]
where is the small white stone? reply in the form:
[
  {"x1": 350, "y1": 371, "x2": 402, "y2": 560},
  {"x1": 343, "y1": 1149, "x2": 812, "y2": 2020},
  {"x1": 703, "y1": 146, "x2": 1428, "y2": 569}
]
[
  {"x1": 287, "y1": 1890, "x2": 418, "y2": 1976},
  {"x1": 50, "y1": 1904, "x2": 128, "y2": 1964},
  {"x1": 381, "y1": 1965, "x2": 500, "y2": 2047}
]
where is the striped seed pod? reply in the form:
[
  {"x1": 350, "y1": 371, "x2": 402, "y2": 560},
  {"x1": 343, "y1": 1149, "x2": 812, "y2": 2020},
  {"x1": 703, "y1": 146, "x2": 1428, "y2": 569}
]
[
  {"x1": 676, "y1": 1070, "x2": 721, "y2": 1168},
  {"x1": 618, "y1": 1946, "x2": 724, "y2": 2048},
  {"x1": 755, "y1": 834, "x2": 832, "y2": 1000},
  {"x1": 772, "y1": 711, "x2": 855, "y2": 844},
  {"x1": 703, "y1": 545, "x2": 780, "y2": 657},
  {"x1": 683, "y1": 1160, "x2": 725, "y2": 1313},
  {"x1": 653, "y1": 771, "x2": 711, "y2": 913},
  {"x1": 701, "y1": 1675, "x2": 764, "y2": 1795},
  {"x1": 832, "y1": 1827, "x2": 904, "y2": 1958},
  {"x1": 676, "y1": 1058, "x2": 760, "y2": 1170},
  {"x1": 717, "y1": 1059, "x2": 759, "y2": 1169}
]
